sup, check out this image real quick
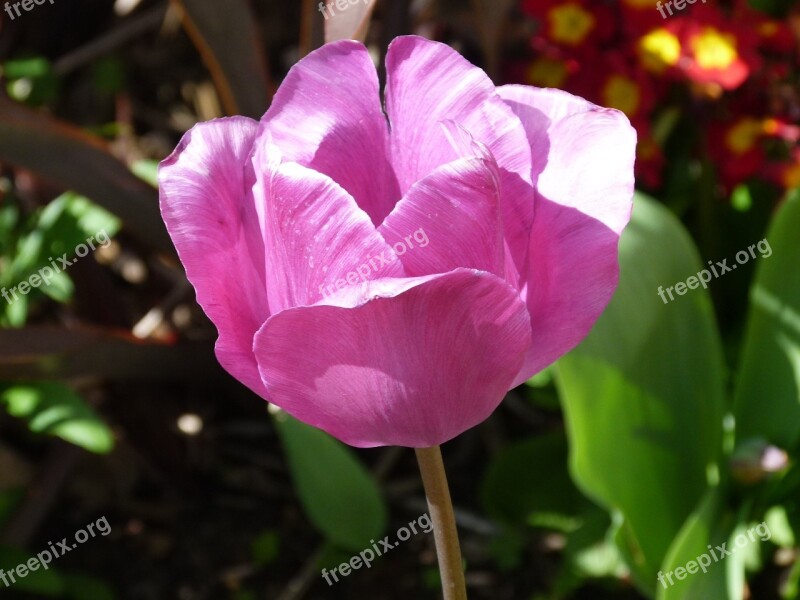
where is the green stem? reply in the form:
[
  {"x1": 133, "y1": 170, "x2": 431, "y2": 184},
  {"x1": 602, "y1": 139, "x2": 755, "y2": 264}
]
[{"x1": 415, "y1": 445, "x2": 467, "y2": 600}]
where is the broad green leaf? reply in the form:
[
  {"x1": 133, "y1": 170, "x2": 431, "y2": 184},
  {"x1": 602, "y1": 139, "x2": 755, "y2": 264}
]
[
  {"x1": 63, "y1": 573, "x2": 116, "y2": 600},
  {"x1": 556, "y1": 193, "x2": 726, "y2": 587},
  {"x1": 273, "y1": 410, "x2": 387, "y2": 551},
  {"x1": 0, "y1": 545, "x2": 65, "y2": 595},
  {"x1": 0, "y1": 382, "x2": 114, "y2": 454},
  {"x1": 480, "y1": 431, "x2": 590, "y2": 527},
  {"x1": 734, "y1": 191, "x2": 800, "y2": 448},
  {"x1": 486, "y1": 528, "x2": 526, "y2": 570}
]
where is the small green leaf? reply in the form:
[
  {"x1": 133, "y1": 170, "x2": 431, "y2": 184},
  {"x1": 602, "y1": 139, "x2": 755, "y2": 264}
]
[
  {"x1": 250, "y1": 530, "x2": 280, "y2": 566},
  {"x1": 131, "y1": 160, "x2": 159, "y2": 188},
  {"x1": 0, "y1": 382, "x2": 114, "y2": 454},
  {"x1": 273, "y1": 411, "x2": 387, "y2": 551},
  {"x1": 765, "y1": 506, "x2": 795, "y2": 549},
  {"x1": 3, "y1": 57, "x2": 51, "y2": 79}
]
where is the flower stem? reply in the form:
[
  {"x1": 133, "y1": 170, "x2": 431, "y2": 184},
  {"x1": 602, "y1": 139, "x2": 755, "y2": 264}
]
[{"x1": 414, "y1": 445, "x2": 467, "y2": 600}]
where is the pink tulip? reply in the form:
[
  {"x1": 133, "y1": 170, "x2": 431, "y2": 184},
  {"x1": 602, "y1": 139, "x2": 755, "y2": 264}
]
[{"x1": 159, "y1": 35, "x2": 636, "y2": 448}]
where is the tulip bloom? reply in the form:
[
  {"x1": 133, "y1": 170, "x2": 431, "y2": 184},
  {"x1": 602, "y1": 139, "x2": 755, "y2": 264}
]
[{"x1": 159, "y1": 35, "x2": 635, "y2": 448}]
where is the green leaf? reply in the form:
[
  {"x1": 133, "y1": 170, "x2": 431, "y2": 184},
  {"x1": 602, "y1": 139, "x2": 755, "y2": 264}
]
[
  {"x1": 765, "y1": 505, "x2": 795, "y2": 548},
  {"x1": 2, "y1": 56, "x2": 58, "y2": 105},
  {"x1": 556, "y1": 193, "x2": 726, "y2": 588},
  {"x1": 250, "y1": 530, "x2": 280, "y2": 566},
  {"x1": 481, "y1": 431, "x2": 589, "y2": 527},
  {"x1": 734, "y1": 191, "x2": 800, "y2": 448},
  {"x1": 0, "y1": 489, "x2": 23, "y2": 530},
  {"x1": 131, "y1": 159, "x2": 159, "y2": 188},
  {"x1": 656, "y1": 490, "x2": 741, "y2": 600},
  {"x1": 38, "y1": 270, "x2": 75, "y2": 303},
  {"x1": 2, "y1": 293, "x2": 28, "y2": 328},
  {"x1": 3, "y1": 57, "x2": 51, "y2": 79},
  {"x1": 6, "y1": 191, "x2": 119, "y2": 280},
  {"x1": 273, "y1": 410, "x2": 387, "y2": 551},
  {"x1": 0, "y1": 545, "x2": 66, "y2": 595},
  {"x1": 0, "y1": 382, "x2": 114, "y2": 454},
  {"x1": 0, "y1": 192, "x2": 118, "y2": 318},
  {"x1": 91, "y1": 57, "x2": 126, "y2": 94},
  {"x1": 552, "y1": 509, "x2": 627, "y2": 596},
  {"x1": 63, "y1": 573, "x2": 116, "y2": 600},
  {"x1": 486, "y1": 528, "x2": 526, "y2": 570}
]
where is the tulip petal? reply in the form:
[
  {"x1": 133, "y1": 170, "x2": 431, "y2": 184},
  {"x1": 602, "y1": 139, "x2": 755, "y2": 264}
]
[
  {"x1": 378, "y1": 156, "x2": 507, "y2": 279},
  {"x1": 385, "y1": 36, "x2": 535, "y2": 284},
  {"x1": 159, "y1": 116, "x2": 269, "y2": 397},
  {"x1": 250, "y1": 138, "x2": 403, "y2": 312},
  {"x1": 497, "y1": 86, "x2": 636, "y2": 384},
  {"x1": 261, "y1": 40, "x2": 399, "y2": 225},
  {"x1": 254, "y1": 269, "x2": 531, "y2": 447}
]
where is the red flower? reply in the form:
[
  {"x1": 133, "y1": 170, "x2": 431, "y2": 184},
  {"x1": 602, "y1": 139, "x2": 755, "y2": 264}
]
[
  {"x1": 522, "y1": 0, "x2": 614, "y2": 53},
  {"x1": 672, "y1": 7, "x2": 761, "y2": 91}
]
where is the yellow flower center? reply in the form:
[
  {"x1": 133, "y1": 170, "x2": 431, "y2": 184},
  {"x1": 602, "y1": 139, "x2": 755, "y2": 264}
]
[
  {"x1": 603, "y1": 76, "x2": 640, "y2": 116},
  {"x1": 691, "y1": 28, "x2": 738, "y2": 70},
  {"x1": 548, "y1": 3, "x2": 595, "y2": 46},
  {"x1": 639, "y1": 29, "x2": 681, "y2": 73}
]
